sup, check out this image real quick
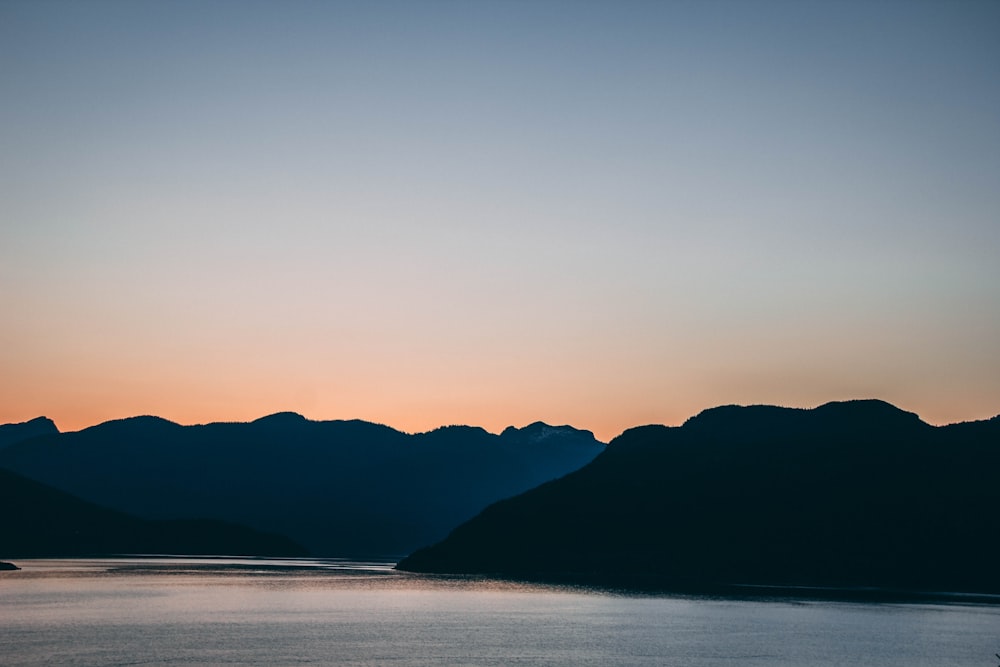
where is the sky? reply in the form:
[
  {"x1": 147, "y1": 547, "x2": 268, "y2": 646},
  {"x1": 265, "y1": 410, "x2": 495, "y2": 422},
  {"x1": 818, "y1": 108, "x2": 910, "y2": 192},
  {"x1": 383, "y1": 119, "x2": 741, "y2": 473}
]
[{"x1": 2, "y1": 0, "x2": 998, "y2": 441}]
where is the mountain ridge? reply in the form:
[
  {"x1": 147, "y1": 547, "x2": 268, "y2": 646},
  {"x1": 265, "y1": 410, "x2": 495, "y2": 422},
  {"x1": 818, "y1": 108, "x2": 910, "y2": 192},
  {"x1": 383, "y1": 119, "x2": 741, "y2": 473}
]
[
  {"x1": 0, "y1": 414, "x2": 605, "y2": 557},
  {"x1": 397, "y1": 400, "x2": 1000, "y2": 595}
]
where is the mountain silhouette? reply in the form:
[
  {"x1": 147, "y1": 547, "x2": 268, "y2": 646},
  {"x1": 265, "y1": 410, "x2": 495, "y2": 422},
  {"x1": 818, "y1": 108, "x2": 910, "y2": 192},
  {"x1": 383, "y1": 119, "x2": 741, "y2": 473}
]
[
  {"x1": 0, "y1": 467, "x2": 306, "y2": 558},
  {"x1": 397, "y1": 400, "x2": 1000, "y2": 595},
  {"x1": 0, "y1": 417, "x2": 58, "y2": 451},
  {"x1": 0, "y1": 414, "x2": 604, "y2": 557}
]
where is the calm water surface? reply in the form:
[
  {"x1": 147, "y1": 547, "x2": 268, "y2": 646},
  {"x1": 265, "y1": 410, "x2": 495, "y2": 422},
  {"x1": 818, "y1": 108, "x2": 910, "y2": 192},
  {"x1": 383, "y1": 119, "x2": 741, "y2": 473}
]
[{"x1": 1, "y1": 558, "x2": 997, "y2": 666}]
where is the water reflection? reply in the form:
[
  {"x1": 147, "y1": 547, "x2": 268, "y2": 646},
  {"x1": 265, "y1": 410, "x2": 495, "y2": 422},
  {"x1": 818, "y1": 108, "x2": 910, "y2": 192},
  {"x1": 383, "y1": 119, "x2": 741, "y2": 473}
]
[{"x1": 1, "y1": 559, "x2": 998, "y2": 667}]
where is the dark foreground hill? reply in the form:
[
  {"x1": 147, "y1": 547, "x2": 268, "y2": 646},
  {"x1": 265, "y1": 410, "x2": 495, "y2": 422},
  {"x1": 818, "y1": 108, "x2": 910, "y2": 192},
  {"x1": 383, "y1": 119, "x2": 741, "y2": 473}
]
[
  {"x1": 0, "y1": 415, "x2": 603, "y2": 557},
  {"x1": 398, "y1": 400, "x2": 1000, "y2": 595},
  {"x1": 0, "y1": 468, "x2": 306, "y2": 558}
]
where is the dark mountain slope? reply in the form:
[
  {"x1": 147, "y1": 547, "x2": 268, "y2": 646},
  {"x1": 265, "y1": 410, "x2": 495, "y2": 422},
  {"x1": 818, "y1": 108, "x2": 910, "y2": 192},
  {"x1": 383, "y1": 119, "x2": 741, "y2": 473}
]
[
  {"x1": 0, "y1": 468, "x2": 306, "y2": 558},
  {"x1": 0, "y1": 417, "x2": 58, "y2": 451},
  {"x1": 0, "y1": 415, "x2": 604, "y2": 557},
  {"x1": 398, "y1": 400, "x2": 1000, "y2": 594}
]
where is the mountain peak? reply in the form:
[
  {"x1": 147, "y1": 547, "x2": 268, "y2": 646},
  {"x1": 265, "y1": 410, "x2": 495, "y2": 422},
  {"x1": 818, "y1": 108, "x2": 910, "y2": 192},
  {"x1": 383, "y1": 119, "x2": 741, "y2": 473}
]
[
  {"x1": 812, "y1": 399, "x2": 925, "y2": 426},
  {"x1": 681, "y1": 399, "x2": 928, "y2": 437},
  {"x1": 500, "y1": 422, "x2": 602, "y2": 446},
  {"x1": 0, "y1": 416, "x2": 59, "y2": 450},
  {"x1": 251, "y1": 412, "x2": 309, "y2": 426},
  {"x1": 23, "y1": 416, "x2": 57, "y2": 430},
  {"x1": 681, "y1": 404, "x2": 805, "y2": 433},
  {"x1": 85, "y1": 415, "x2": 181, "y2": 434}
]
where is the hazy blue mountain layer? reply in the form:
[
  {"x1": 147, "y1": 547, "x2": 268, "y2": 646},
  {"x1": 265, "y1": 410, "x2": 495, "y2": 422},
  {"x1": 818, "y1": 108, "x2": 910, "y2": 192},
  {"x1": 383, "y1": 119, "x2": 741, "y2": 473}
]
[
  {"x1": 0, "y1": 415, "x2": 604, "y2": 557},
  {"x1": 398, "y1": 400, "x2": 1000, "y2": 595},
  {"x1": 0, "y1": 467, "x2": 306, "y2": 558}
]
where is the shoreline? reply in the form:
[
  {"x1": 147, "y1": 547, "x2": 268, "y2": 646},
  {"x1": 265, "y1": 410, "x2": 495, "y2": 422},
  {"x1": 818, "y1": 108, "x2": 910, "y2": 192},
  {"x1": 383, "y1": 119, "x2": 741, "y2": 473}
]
[{"x1": 398, "y1": 568, "x2": 1000, "y2": 605}]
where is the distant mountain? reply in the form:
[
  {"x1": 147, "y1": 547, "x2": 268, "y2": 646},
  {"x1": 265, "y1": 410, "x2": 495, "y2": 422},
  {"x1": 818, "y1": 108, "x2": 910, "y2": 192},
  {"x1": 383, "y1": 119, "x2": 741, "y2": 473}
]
[
  {"x1": 398, "y1": 400, "x2": 1000, "y2": 595},
  {"x1": 0, "y1": 417, "x2": 58, "y2": 451},
  {"x1": 0, "y1": 415, "x2": 604, "y2": 557},
  {"x1": 0, "y1": 467, "x2": 306, "y2": 558}
]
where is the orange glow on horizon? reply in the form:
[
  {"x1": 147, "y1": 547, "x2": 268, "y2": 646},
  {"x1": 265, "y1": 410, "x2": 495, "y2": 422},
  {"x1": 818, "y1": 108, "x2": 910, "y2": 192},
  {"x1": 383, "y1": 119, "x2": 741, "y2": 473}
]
[{"x1": 4, "y1": 384, "x2": 996, "y2": 444}]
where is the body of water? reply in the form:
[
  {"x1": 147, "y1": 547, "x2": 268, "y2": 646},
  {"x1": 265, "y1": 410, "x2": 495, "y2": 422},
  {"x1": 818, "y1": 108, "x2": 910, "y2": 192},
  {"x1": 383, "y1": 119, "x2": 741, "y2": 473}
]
[{"x1": 1, "y1": 558, "x2": 997, "y2": 666}]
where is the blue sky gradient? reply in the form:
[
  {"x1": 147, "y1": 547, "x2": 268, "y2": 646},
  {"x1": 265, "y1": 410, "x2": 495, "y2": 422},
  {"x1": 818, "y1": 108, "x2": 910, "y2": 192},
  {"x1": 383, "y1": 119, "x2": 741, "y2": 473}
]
[{"x1": 2, "y1": 0, "x2": 998, "y2": 439}]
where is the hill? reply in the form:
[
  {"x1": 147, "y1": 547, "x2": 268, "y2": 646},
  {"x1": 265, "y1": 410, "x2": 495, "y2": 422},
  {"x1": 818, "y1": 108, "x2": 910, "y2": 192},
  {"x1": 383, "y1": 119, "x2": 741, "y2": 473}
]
[
  {"x1": 0, "y1": 417, "x2": 58, "y2": 451},
  {"x1": 0, "y1": 414, "x2": 604, "y2": 557},
  {"x1": 0, "y1": 467, "x2": 306, "y2": 558},
  {"x1": 397, "y1": 400, "x2": 1000, "y2": 595}
]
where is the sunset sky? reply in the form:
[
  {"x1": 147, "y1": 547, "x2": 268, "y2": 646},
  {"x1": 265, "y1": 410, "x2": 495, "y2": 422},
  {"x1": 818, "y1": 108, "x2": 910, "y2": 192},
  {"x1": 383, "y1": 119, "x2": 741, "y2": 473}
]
[{"x1": 2, "y1": 0, "x2": 998, "y2": 441}]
